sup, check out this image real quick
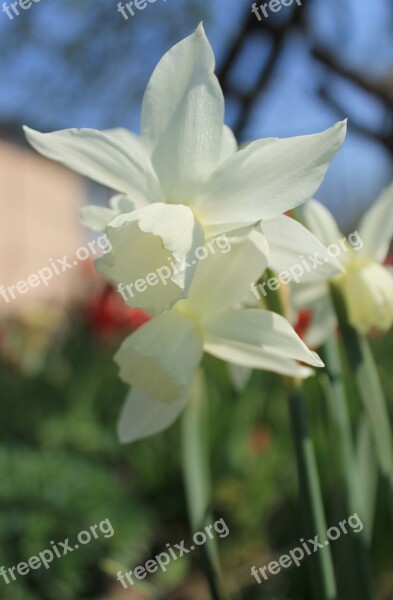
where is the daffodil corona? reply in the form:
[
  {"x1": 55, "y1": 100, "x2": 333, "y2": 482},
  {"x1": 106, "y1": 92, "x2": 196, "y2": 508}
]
[{"x1": 335, "y1": 258, "x2": 393, "y2": 334}]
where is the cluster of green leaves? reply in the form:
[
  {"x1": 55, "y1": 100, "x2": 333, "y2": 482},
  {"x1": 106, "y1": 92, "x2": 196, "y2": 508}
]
[
  {"x1": 0, "y1": 316, "x2": 392, "y2": 599},
  {"x1": 0, "y1": 322, "x2": 155, "y2": 600}
]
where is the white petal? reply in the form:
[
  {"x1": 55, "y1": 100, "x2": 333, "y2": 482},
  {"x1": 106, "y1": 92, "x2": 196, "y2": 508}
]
[
  {"x1": 214, "y1": 343, "x2": 314, "y2": 379},
  {"x1": 219, "y1": 125, "x2": 238, "y2": 163},
  {"x1": 109, "y1": 194, "x2": 142, "y2": 213},
  {"x1": 358, "y1": 182, "x2": 393, "y2": 263},
  {"x1": 203, "y1": 222, "x2": 251, "y2": 239},
  {"x1": 95, "y1": 203, "x2": 205, "y2": 315},
  {"x1": 24, "y1": 126, "x2": 162, "y2": 205},
  {"x1": 261, "y1": 215, "x2": 344, "y2": 282},
  {"x1": 141, "y1": 24, "x2": 224, "y2": 202},
  {"x1": 290, "y1": 282, "x2": 335, "y2": 348},
  {"x1": 80, "y1": 195, "x2": 146, "y2": 233},
  {"x1": 192, "y1": 121, "x2": 347, "y2": 230},
  {"x1": 302, "y1": 199, "x2": 344, "y2": 249},
  {"x1": 291, "y1": 281, "x2": 329, "y2": 307},
  {"x1": 227, "y1": 363, "x2": 253, "y2": 391},
  {"x1": 117, "y1": 386, "x2": 190, "y2": 444},
  {"x1": 114, "y1": 312, "x2": 203, "y2": 403},
  {"x1": 104, "y1": 127, "x2": 141, "y2": 149},
  {"x1": 80, "y1": 205, "x2": 118, "y2": 232},
  {"x1": 305, "y1": 296, "x2": 337, "y2": 348},
  {"x1": 104, "y1": 133, "x2": 152, "y2": 210},
  {"x1": 177, "y1": 228, "x2": 269, "y2": 318},
  {"x1": 203, "y1": 309, "x2": 324, "y2": 373}
]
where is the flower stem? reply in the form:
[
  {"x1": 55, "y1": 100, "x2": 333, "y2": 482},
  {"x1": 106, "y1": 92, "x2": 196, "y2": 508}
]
[
  {"x1": 287, "y1": 380, "x2": 338, "y2": 600},
  {"x1": 330, "y1": 284, "x2": 393, "y2": 520},
  {"x1": 261, "y1": 273, "x2": 337, "y2": 599},
  {"x1": 320, "y1": 336, "x2": 376, "y2": 599},
  {"x1": 322, "y1": 337, "x2": 366, "y2": 524},
  {"x1": 180, "y1": 369, "x2": 226, "y2": 600}
]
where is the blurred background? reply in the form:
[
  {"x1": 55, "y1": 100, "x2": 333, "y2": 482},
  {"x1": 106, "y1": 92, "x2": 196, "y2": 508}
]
[{"x1": 0, "y1": 0, "x2": 392, "y2": 598}]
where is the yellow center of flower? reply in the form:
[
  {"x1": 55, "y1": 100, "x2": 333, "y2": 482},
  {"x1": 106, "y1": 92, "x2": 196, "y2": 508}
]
[
  {"x1": 172, "y1": 300, "x2": 205, "y2": 337},
  {"x1": 333, "y1": 257, "x2": 393, "y2": 333}
]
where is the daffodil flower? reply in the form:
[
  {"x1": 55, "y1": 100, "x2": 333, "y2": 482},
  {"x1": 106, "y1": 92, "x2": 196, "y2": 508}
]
[
  {"x1": 114, "y1": 229, "x2": 324, "y2": 443},
  {"x1": 292, "y1": 184, "x2": 393, "y2": 344},
  {"x1": 24, "y1": 24, "x2": 346, "y2": 314}
]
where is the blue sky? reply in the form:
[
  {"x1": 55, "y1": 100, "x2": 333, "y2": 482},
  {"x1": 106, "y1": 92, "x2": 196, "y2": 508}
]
[{"x1": 0, "y1": 0, "x2": 392, "y2": 230}]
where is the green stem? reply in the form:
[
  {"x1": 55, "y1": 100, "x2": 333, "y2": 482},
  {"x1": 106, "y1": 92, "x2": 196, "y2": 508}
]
[
  {"x1": 330, "y1": 284, "x2": 393, "y2": 519},
  {"x1": 356, "y1": 417, "x2": 378, "y2": 545},
  {"x1": 261, "y1": 272, "x2": 337, "y2": 599},
  {"x1": 322, "y1": 337, "x2": 366, "y2": 524},
  {"x1": 180, "y1": 369, "x2": 226, "y2": 600},
  {"x1": 320, "y1": 337, "x2": 376, "y2": 600},
  {"x1": 288, "y1": 381, "x2": 338, "y2": 600}
]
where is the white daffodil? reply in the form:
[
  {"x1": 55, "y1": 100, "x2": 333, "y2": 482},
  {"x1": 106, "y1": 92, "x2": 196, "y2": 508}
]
[
  {"x1": 24, "y1": 24, "x2": 346, "y2": 315},
  {"x1": 114, "y1": 229, "x2": 324, "y2": 443},
  {"x1": 292, "y1": 183, "x2": 393, "y2": 345}
]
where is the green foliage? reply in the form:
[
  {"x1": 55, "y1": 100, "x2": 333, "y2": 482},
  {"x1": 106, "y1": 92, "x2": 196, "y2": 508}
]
[
  {"x1": 0, "y1": 323, "x2": 154, "y2": 600},
  {"x1": 0, "y1": 318, "x2": 392, "y2": 599},
  {"x1": 0, "y1": 448, "x2": 152, "y2": 599}
]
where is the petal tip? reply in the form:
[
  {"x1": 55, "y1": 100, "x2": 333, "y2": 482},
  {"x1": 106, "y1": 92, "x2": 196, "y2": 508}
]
[
  {"x1": 196, "y1": 22, "x2": 205, "y2": 36},
  {"x1": 311, "y1": 351, "x2": 325, "y2": 368},
  {"x1": 23, "y1": 125, "x2": 35, "y2": 139},
  {"x1": 336, "y1": 118, "x2": 348, "y2": 136},
  {"x1": 116, "y1": 420, "x2": 132, "y2": 445}
]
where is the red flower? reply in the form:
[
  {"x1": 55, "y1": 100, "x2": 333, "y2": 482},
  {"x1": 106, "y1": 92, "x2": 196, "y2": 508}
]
[
  {"x1": 294, "y1": 309, "x2": 312, "y2": 340},
  {"x1": 385, "y1": 254, "x2": 393, "y2": 267},
  {"x1": 248, "y1": 426, "x2": 272, "y2": 456},
  {"x1": 87, "y1": 285, "x2": 150, "y2": 339}
]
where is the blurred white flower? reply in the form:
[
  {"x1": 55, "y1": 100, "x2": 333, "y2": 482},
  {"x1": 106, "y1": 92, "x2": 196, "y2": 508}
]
[
  {"x1": 115, "y1": 230, "x2": 324, "y2": 443},
  {"x1": 24, "y1": 24, "x2": 346, "y2": 315},
  {"x1": 292, "y1": 183, "x2": 393, "y2": 344}
]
